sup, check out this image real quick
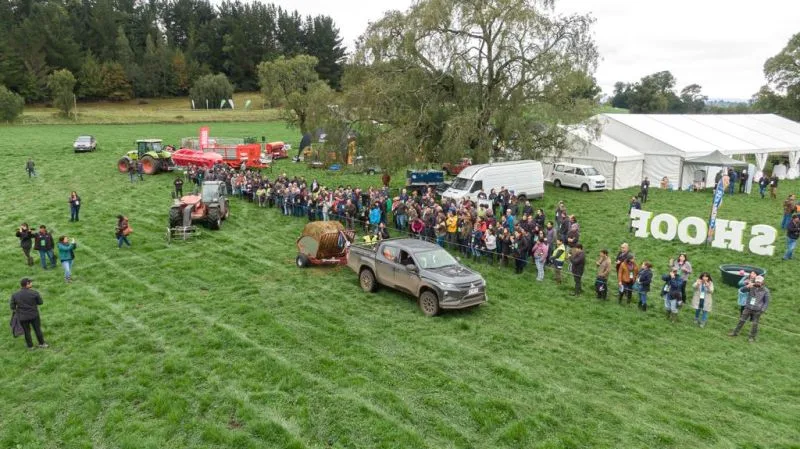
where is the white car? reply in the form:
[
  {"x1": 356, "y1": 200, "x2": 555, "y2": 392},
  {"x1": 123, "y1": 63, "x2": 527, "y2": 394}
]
[{"x1": 550, "y1": 163, "x2": 606, "y2": 192}]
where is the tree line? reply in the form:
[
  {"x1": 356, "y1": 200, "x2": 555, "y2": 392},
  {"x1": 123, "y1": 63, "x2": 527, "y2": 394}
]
[
  {"x1": 608, "y1": 32, "x2": 800, "y2": 119},
  {"x1": 0, "y1": 0, "x2": 346, "y2": 103}
]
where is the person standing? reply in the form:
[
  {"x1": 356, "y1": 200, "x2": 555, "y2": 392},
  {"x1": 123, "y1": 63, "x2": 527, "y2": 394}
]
[
  {"x1": 737, "y1": 270, "x2": 759, "y2": 316},
  {"x1": 636, "y1": 261, "x2": 653, "y2": 311},
  {"x1": 116, "y1": 215, "x2": 132, "y2": 248},
  {"x1": 137, "y1": 160, "x2": 145, "y2": 181},
  {"x1": 739, "y1": 168, "x2": 748, "y2": 193},
  {"x1": 629, "y1": 196, "x2": 642, "y2": 232},
  {"x1": 33, "y1": 225, "x2": 56, "y2": 269},
  {"x1": 174, "y1": 176, "x2": 184, "y2": 197},
  {"x1": 569, "y1": 244, "x2": 585, "y2": 296},
  {"x1": 661, "y1": 269, "x2": 685, "y2": 322},
  {"x1": 728, "y1": 168, "x2": 737, "y2": 195},
  {"x1": 25, "y1": 158, "x2": 36, "y2": 178},
  {"x1": 551, "y1": 237, "x2": 567, "y2": 284},
  {"x1": 617, "y1": 254, "x2": 638, "y2": 305},
  {"x1": 781, "y1": 194, "x2": 796, "y2": 230},
  {"x1": 57, "y1": 236, "x2": 77, "y2": 283},
  {"x1": 639, "y1": 177, "x2": 650, "y2": 203},
  {"x1": 669, "y1": 254, "x2": 693, "y2": 305},
  {"x1": 691, "y1": 273, "x2": 714, "y2": 327},
  {"x1": 758, "y1": 174, "x2": 768, "y2": 199},
  {"x1": 595, "y1": 249, "x2": 611, "y2": 300},
  {"x1": 10, "y1": 278, "x2": 48, "y2": 350},
  {"x1": 68, "y1": 191, "x2": 81, "y2": 222},
  {"x1": 784, "y1": 214, "x2": 800, "y2": 260},
  {"x1": 128, "y1": 159, "x2": 136, "y2": 183},
  {"x1": 15, "y1": 223, "x2": 35, "y2": 266},
  {"x1": 532, "y1": 238, "x2": 548, "y2": 281},
  {"x1": 729, "y1": 275, "x2": 770, "y2": 342},
  {"x1": 769, "y1": 174, "x2": 778, "y2": 199}
]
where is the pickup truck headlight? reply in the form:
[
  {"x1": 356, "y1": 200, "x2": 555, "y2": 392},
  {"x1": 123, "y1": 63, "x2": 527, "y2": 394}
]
[{"x1": 439, "y1": 282, "x2": 458, "y2": 290}]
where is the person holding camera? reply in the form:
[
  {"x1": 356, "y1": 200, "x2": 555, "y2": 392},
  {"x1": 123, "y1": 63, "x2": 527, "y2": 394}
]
[
  {"x1": 691, "y1": 272, "x2": 714, "y2": 328},
  {"x1": 661, "y1": 269, "x2": 685, "y2": 322},
  {"x1": 729, "y1": 275, "x2": 770, "y2": 342},
  {"x1": 57, "y1": 235, "x2": 77, "y2": 283},
  {"x1": 68, "y1": 191, "x2": 81, "y2": 222},
  {"x1": 115, "y1": 215, "x2": 132, "y2": 248},
  {"x1": 15, "y1": 223, "x2": 35, "y2": 266}
]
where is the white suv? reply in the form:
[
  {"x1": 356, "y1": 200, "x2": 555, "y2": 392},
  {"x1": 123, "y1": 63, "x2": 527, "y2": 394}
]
[{"x1": 551, "y1": 163, "x2": 606, "y2": 192}]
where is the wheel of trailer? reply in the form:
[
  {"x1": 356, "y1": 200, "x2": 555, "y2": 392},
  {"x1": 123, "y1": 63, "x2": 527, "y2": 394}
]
[
  {"x1": 359, "y1": 268, "x2": 377, "y2": 293},
  {"x1": 208, "y1": 207, "x2": 221, "y2": 230},
  {"x1": 418, "y1": 290, "x2": 440, "y2": 317},
  {"x1": 141, "y1": 155, "x2": 158, "y2": 174},
  {"x1": 118, "y1": 157, "x2": 131, "y2": 173},
  {"x1": 296, "y1": 254, "x2": 309, "y2": 268},
  {"x1": 168, "y1": 207, "x2": 182, "y2": 228},
  {"x1": 553, "y1": 179, "x2": 562, "y2": 188}
]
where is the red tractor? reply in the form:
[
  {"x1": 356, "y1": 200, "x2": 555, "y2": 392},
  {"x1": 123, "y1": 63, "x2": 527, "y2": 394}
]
[
  {"x1": 442, "y1": 157, "x2": 473, "y2": 176},
  {"x1": 168, "y1": 180, "x2": 230, "y2": 233}
]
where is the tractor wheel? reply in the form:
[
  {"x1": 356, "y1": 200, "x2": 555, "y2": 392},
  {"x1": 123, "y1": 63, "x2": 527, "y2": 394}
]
[
  {"x1": 169, "y1": 207, "x2": 182, "y2": 228},
  {"x1": 208, "y1": 207, "x2": 221, "y2": 230},
  {"x1": 141, "y1": 155, "x2": 158, "y2": 175},
  {"x1": 419, "y1": 290, "x2": 440, "y2": 317},
  {"x1": 118, "y1": 157, "x2": 131, "y2": 173},
  {"x1": 296, "y1": 254, "x2": 310, "y2": 268}
]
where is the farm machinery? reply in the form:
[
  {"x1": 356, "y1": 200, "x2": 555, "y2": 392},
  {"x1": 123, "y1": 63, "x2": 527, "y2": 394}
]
[
  {"x1": 166, "y1": 180, "x2": 230, "y2": 242},
  {"x1": 174, "y1": 126, "x2": 288, "y2": 170},
  {"x1": 295, "y1": 221, "x2": 355, "y2": 268},
  {"x1": 118, "y1": 139, "x2": 175, "y2": 175}
]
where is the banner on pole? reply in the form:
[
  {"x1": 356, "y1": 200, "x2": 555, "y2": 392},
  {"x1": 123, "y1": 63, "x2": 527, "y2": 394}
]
[
  {"x1": 199, "y1": 126, "x2": 209, "y2": 149},
  {"x1": 228, "y1": 99, "x2": 235, "y2": 109},
  {"x1": 707, "y1": 177, "x2": 725, "y2": 243}
]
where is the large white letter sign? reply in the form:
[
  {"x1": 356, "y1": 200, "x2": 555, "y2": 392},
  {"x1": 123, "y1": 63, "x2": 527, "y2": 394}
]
[
  {"x1": 749, "y1": 225, "x2": 777, "y2": 256},
  {"x1": 677, "y1": 216, "x2": 707, "y2": 245},
  {"x1": 711, "y1": 219, "x2": 746, "y2": 252},
  {"x1": 630, "y1": 209, "x2": 653, "y2": 238},
  {"x1": 650, "y1": 214, "x2": 678, "y2": 241}
]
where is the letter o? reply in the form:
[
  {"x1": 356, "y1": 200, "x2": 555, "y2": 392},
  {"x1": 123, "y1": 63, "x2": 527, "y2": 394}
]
[
  {"x1": 677, "y1": 217, "x2": 707, "y2": 245},
  {"x1": 650, "y1": 214, "x2": 678, "y2": 241}
]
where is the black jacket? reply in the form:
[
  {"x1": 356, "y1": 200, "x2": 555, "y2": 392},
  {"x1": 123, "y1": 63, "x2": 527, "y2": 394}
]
[
  {"x1": 10, "y1": 288, "x2": 43, "y2": 321},
  {"x1": 638, "y1": 268, "x2": 653, "y2": 292},
  {"x1": 16, "y1": 229, "x2": 34, "y2": 249},
  {"x1": 788, "y1": 220, "x2": 800, "y2": 240},
  {"x1": 33, "y1": 232, "x2": 54, "y2": 251},
  {"x1": 570, "y1": 250, "x2": 586, "y2": 276}
]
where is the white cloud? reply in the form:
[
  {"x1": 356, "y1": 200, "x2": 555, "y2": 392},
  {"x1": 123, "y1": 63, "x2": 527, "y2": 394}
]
[{"x1": 262, "y1": 0, "x2": 799, "y2": 99}]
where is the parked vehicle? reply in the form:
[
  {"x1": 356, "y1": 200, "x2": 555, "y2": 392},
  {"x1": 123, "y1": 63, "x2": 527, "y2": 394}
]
[
  {"x1": 181, "y1": 136, "x2": 270, "y2": 169},
  {"x1": 117, "y1": 139, "x2": 174, "y2": 174},
  {"x1": 442, "y1": 157, "x2": 472, "y2": 176},
  {"x1": 296, "y1": 221, "x2": 355, "y2": 268},
  {"x1": 442, "y1": 160, "x2": 544, "y2": 202},
  {"x1": 347, "y1": 238, "x2": 488, "y2": 316},
  {"x1": 550, "y1": 162, "x2": 606, "y2": 192},
  {"x1": 168, "y1": 180, "x2": 230, "y2": 231},
  {"x1": 354, "y1": 156, "x2": 382, "y2": 174},
  {"x1": 73, "y1": 135, "x2": 97, "y2": 152},
  {"x1": 406, "y1": 169, "x2": 445, "y2": 194}
]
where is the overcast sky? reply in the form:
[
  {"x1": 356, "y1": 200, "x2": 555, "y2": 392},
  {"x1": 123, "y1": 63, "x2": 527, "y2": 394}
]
[{"x1": 266, "y1": 0, "x2": 798, "y2": 100}]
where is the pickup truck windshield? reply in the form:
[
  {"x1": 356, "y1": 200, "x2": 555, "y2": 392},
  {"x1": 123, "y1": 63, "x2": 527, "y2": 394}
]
[
  {"x1": 450, "y1": 177, "x2": 472, "y2": 190},
  {"x1": 415, "y1": 248, "x2": 458, "y2": 269}
]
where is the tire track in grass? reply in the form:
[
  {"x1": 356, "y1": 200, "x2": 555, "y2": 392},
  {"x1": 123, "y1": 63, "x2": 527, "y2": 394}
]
[{"x1": 74, "y1": 239, "x2": 434, "y2": 449}]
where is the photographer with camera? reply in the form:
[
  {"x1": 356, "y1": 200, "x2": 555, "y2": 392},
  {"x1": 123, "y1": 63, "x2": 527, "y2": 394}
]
[{"x1": 729, "y1": 276, "x2": 770, "y2": 342}]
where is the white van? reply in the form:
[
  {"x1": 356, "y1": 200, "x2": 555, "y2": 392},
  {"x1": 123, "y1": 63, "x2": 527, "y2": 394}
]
[
  {"x1": 442, "y1": 160, "x2": 544, "y2": 202},
  {"x1": 550, "y1": 162, "x2": 606, "y2": 192}
]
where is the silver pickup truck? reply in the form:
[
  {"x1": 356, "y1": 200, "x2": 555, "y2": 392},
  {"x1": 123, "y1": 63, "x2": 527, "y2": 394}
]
[{"x1": 347, "y1": 238, "x2": 487, "y2": 316}]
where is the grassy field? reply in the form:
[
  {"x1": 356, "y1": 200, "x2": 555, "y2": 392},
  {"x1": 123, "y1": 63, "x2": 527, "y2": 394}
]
[
  {"x1": 18, "y1": 92, "x2": 279, "y2": 125},
  {"x1": 1, "y1": 122, "x2": 799, "y2": 449}
]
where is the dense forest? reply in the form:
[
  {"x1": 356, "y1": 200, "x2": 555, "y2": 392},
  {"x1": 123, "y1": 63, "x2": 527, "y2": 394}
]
[{"x1": 0, "y1": 0, "x2": 346, "y2": 102}]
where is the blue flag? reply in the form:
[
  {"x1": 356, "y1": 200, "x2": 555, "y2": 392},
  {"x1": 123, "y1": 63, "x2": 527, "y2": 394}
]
[{"x1": 707, "y1": 178, "x2": 725, "y2": 243}]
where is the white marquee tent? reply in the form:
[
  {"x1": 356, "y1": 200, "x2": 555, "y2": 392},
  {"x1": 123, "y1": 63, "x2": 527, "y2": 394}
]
[{"x1": 558, "y1": 113, "x2": 800, "y2": 190}]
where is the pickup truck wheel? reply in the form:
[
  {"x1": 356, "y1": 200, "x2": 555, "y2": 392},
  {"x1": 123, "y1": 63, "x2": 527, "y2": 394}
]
[
  {"x1": 359, "y1": 268, "x2": 377, "y2": 292},
  {"x1": 419, "y1": 291, "x2": 440, "y2": 317},
  {"x1": 296, "y1": 254, "x2": 309, "y2": 268}
]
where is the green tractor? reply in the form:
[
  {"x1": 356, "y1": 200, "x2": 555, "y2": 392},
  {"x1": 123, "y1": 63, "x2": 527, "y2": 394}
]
[{"x1": 117, "y1": 139, "x2": 174, "y2": 175}]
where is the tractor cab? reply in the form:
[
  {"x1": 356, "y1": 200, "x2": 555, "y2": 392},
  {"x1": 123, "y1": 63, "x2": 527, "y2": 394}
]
[
  {"x1": 135, "y1": 139, "x2": 164, "y2": 158},
  {"x1": 201, "y1": 181, "x2": 227, "y2": 204}
]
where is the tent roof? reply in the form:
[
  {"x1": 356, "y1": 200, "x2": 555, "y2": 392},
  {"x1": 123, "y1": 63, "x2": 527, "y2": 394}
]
[
  {"x1": 685, "y1": 150, "x2": 747, "y2": 166},
  {"x1": 567, "y1": 127, "x2": 644, "y2": 162},
  {"x1": 600, "y1": 113, "x2": 800, "y2": 156}
]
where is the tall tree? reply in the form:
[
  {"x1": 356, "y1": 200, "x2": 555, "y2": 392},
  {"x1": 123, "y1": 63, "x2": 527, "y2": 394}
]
[
  {"x1": 78, "y1": 53, "x2": 106, "y2": 99},
  {"x1": 258, "y1": 54, "x2": 332, "y2": 134},
  {"x1": 753, "y1": 32, "x2": 800, "y2": 121},
  {"x1": 304, "y1": 15, "x2": 346, "y2": 89},
  {"x1": 342, "y1": 0, "x2": 598, "y2": 166},
  {"x1": 47, "y1": 69, "x2": 77, "y2": 115}
]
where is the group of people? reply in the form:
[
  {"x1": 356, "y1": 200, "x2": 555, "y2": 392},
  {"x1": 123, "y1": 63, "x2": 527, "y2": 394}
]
[{"x1": 15, "y1": 224, "x2": 77, "y2": 282}]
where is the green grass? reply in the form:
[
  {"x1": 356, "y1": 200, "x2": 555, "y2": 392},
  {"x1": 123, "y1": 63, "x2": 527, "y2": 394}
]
[
  {"x1": 18, "y1": 92, "x2": 279, "y2": 125},
  {"x1": 1, "y1": 122, "x2": 799, "y2": 449}
]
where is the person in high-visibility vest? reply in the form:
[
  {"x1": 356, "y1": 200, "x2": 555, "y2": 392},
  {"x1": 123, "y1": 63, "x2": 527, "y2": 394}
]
[{"x1": 551, "y1": 237, "x2": 567, "y2": 284}]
